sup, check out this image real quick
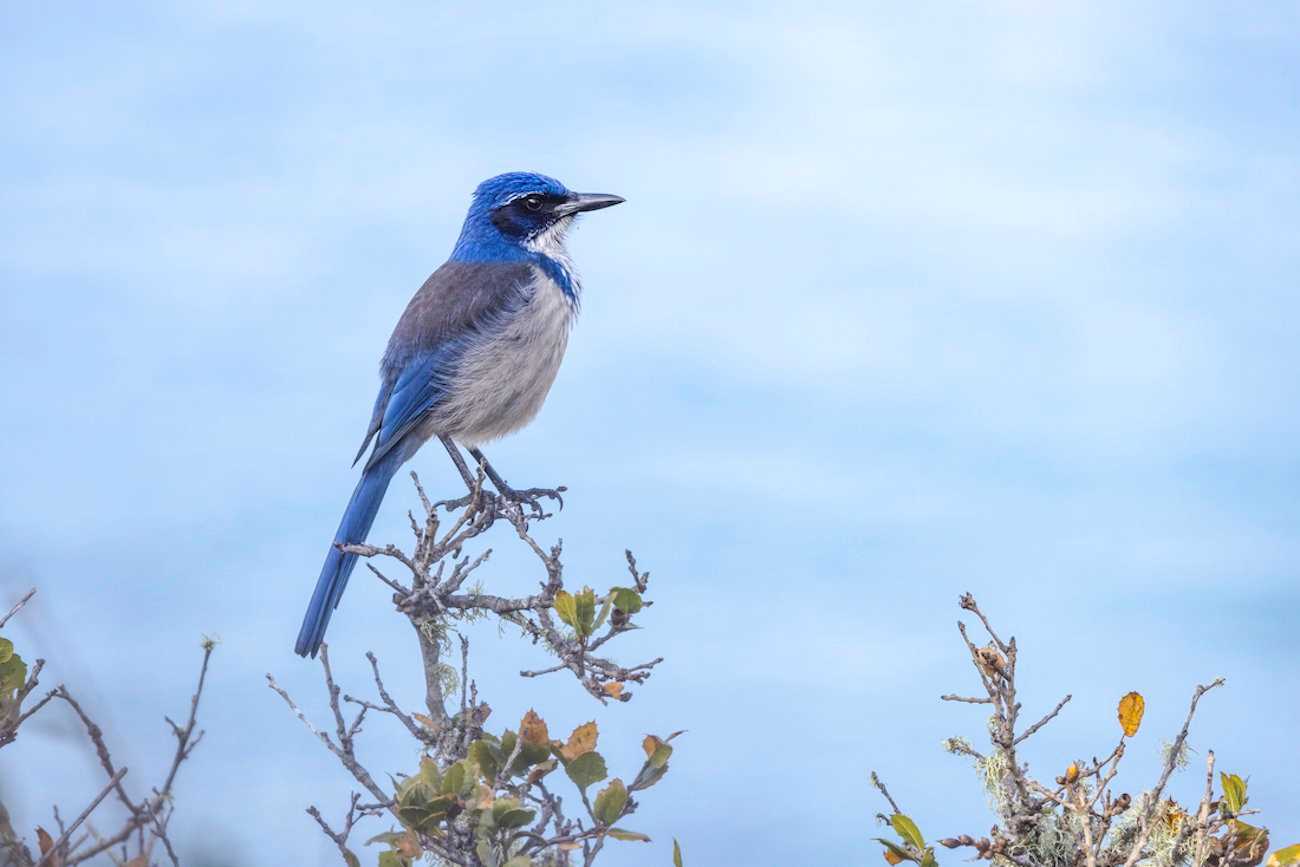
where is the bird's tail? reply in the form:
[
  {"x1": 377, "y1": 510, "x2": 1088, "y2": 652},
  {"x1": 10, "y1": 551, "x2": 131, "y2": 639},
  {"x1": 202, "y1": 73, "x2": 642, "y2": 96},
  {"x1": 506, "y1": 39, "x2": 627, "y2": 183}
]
[{"x1": 295, "y1": 453, "x2": 402, "y2": 657}]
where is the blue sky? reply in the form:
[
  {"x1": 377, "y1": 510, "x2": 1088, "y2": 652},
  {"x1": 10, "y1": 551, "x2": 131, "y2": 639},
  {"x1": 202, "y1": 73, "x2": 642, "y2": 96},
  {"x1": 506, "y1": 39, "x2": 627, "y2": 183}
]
[{"x1": 2, "y1": 2, "x2": 1298, "y2": 864}]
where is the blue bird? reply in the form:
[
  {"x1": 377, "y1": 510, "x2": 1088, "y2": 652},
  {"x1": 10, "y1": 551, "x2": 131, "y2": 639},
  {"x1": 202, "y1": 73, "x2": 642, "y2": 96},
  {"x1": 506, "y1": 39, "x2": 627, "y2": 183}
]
[{"x1": 295, "y1": 172, "x2": 623, "y2": 657}]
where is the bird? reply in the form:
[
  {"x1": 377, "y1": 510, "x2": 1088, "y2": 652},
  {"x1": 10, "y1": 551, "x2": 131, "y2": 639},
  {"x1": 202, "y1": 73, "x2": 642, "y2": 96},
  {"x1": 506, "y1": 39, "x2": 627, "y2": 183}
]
[{"x1": 295, "y1": 172, "x2": 624, "y2": 658}]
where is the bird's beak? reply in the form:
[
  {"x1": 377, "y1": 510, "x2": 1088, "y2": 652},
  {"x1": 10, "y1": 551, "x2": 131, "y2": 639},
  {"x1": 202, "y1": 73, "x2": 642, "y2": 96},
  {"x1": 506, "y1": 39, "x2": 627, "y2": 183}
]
[{"x1": 557, "y1": 192, "x2": 625, "y2": 216}]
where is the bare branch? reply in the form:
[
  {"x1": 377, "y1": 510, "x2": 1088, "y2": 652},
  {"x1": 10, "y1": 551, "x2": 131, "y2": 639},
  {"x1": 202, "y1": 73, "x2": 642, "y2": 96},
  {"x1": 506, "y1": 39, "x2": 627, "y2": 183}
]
[
  {"x1": 36, "y1": 768, "x2": 128, "y2": 867},
  {"x1": 0, "y1": 588, "x2": 36, "y2": 629}
]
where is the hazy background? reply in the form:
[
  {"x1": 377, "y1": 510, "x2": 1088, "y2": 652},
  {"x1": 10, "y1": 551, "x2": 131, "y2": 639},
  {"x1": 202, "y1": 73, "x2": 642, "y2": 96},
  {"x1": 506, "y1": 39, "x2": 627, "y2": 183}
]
[{"x1": 2, "y1": 2, "x2": 1297, "y2": 864}]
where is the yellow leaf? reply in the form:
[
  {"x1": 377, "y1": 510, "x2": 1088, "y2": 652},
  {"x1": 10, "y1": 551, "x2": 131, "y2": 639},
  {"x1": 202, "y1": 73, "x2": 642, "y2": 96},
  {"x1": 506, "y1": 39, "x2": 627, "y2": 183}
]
[
  {"x1": 1065, "y1": 762, "x2": 1079, "y2": 784},
  {"x1": 642, "y1": 734, "x2": 665, "y2": 759},
  {"x1": 883, "y1": 849, "x2": 904, "y2": 865},
  {"x1": 520, "y1": 709, "x2": 549, "y2": 746},
  {"x1": 603, "y1": 681, "x2": 624, "y2": 699},
  {"x1": 1118, "y1": 691, "x2": 1145, "y2": 737},
  {"x1": 559, "y1": 721, "x2": 599, "y2": 761},
  {"x1": 1268, "y1": 844, "x2": 1300, "y2": 867}
]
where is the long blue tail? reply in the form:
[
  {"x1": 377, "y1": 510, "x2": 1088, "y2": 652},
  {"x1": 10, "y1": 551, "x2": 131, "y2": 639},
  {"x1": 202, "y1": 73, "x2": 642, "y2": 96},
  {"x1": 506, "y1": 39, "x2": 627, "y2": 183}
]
[{"x1": 295, "y1": 453, "x2": 403, "y2": 657}]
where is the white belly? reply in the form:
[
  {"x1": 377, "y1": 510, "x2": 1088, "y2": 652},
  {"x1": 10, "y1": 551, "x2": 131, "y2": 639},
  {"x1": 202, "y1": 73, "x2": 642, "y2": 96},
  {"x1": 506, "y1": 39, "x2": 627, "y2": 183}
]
[{"x1": 434, "y1": 272, "x2": 574, "y2": 447}]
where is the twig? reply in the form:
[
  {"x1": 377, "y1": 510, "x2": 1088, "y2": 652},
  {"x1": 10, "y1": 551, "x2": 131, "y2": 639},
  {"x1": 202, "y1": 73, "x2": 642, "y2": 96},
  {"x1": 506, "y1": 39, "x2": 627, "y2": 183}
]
[
  {"x1": 1014, "y1": 693, "x2": 1072, "y2": 745},
  {"x1": 1120, "y1": 677, "x2": 1224, "y2": 867},
  {"x1": 36, "y1": 768, "x2": 128, "y2": 867},
  {"x1": 0, "y1": 588, "x2": 36, "y2": 629},
  {"x1": 870, "y1": 771, "x2": 902, "y2": 815}
]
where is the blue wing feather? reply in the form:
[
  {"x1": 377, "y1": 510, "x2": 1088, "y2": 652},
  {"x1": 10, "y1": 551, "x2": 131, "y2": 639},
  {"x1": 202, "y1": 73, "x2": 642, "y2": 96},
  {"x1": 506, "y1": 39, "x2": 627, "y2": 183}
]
[{"x1": 299, "y1": 260, "x2": 534, "y2": 656}]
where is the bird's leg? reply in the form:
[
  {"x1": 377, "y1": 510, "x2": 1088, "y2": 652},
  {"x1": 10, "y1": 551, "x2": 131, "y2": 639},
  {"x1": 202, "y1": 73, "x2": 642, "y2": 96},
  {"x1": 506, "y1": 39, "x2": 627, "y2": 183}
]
[
  {"x1": 436, "y1": 434, "x2": 496, "y2": 513},
  {"x1": 440, "y1": 435, "x2": 478, "y2": 490},
  {"x1": 467, "y1": 447, "x2": 565, "y2": 518}
]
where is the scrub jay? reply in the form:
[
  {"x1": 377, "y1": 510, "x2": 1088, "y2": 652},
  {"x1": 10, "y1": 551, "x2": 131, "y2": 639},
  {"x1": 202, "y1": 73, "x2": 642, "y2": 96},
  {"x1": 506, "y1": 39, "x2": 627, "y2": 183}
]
[{"x1": 295, "y1": 172, "x2": 623, "y2": 657}]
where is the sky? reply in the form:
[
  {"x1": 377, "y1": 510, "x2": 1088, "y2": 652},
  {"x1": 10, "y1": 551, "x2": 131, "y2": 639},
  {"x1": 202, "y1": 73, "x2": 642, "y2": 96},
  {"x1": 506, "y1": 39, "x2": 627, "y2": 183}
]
[{"x1": 2, "y1": 2, "x2": 1298, "y2": 864}]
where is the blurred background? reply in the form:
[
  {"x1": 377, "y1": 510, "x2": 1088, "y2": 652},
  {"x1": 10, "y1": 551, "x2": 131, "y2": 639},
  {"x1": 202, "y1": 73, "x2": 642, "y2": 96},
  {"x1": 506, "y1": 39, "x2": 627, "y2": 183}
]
[{"x1": 2, "y1": 2, "x2": 1297, "y2": 863}]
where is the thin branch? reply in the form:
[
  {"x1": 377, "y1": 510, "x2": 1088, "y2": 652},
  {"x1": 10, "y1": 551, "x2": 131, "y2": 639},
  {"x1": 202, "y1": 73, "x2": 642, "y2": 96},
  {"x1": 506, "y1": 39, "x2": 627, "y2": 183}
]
[
  {"x1": 1014, "y1": 693, "x2": 1072, "y2": 745},
  {"x1": 0, "y1": 588, "x2": 37, "y2": 629},
  {"x1": 1120, "y1": 677, "x2": 1224, "y2": 867},
  {"x1": 36, "y1": 769, "x2": 128, "y2": 867}
]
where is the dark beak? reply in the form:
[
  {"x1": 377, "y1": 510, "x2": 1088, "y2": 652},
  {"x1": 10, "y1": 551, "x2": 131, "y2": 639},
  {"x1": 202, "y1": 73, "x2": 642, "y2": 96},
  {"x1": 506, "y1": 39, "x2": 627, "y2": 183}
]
[{"x1": 557, "y1": 192, "x2": 625, "y2": 216}]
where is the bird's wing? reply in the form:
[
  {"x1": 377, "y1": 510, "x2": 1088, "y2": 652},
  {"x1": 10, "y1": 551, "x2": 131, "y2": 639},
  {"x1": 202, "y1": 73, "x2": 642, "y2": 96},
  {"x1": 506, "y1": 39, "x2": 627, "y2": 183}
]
[{"x1": 355, "y1": 260, "x2": 533, "y2": 469}]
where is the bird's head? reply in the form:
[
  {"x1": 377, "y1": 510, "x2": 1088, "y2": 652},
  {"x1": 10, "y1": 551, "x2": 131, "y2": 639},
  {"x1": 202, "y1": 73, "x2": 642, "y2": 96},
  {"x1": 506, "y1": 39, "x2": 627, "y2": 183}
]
[{"x1": 453, "y1": 172, "x2": 624, "y2": 261}]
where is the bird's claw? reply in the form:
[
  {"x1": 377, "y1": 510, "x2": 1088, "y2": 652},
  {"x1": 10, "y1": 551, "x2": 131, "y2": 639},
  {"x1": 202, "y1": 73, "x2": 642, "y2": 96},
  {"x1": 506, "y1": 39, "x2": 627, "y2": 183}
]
[
  {"x1": 498, "y1": 485, "x2": 566, "y2": 520},
  {"x1": 436, "y1": 484, "x2": 565, "y2": 521}
]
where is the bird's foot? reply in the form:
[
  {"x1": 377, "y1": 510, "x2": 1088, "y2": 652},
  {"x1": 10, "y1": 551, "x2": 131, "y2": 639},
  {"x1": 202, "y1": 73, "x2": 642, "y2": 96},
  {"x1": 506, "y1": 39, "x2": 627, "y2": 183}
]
[
  {"x1": 435, "y1": 484, "x2": 565, "y2": 521},
  {"x1": 497, "y1": 484, "x2": 566, "y2": 520},
  {"x1": 435, "y1": 485, "x2": 498, "y2": 516}
]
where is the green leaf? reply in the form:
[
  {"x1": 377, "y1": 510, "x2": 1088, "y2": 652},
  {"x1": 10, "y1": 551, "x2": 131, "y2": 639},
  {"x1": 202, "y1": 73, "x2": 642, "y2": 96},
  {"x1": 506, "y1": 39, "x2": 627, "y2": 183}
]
[
  {"x1": 0, "y1": 636, "x2": 12, "y2": 664},
  {"x1": 1268, "y1": 844, "x2": 1300, "y2": 867},
  {"x1": 496, "y1": 807, "x2": 536, "y2": 829},
  {"x1": 377, "y1": 852, "x2": 405, "y2": 867},
  {"x1": 503, "y1": 858, "x2": 532, "y2": 867},
  {"x1": 0, "y1": 653, "x2": 26, "y2": 696},
  {"x1": 643, "y1": 735, "x2": 673, "y2": 769},
  {"x1": 592, "y1": 596, "x2": 614, "y2": 632},
  {"x1": 575, "y1": 587, "x2": 597, "y2": 637},
  {"x1": 511, "y1": 743, "x2": 552, "y2": 775},
  {"x1": 593, "y1": 778, "x2": 628, "y2": 825},
  {"x1": 673, "y1": 838, "x2": 683, "y2": 867},
  {"x1": 396, "y1": 785, "x2": 456, "y2": 832},
  {"x1": 440, "y1": 760, "x2": 467, "y2": 796},
  {"x1": 342, "y1": 850, "x2": 360, "y2": 867},
  {"x1": 564, "y1": 751, "x2": 608, "y2": 791},
  {"x1": 1221, "y1": 772, "x2": 1248, "y2": 814},
  {"x1": 891, "y1": 813, "x2": 926, "y2": 850},
  {"x1": 610, "y1": 587, "x2": 643, "y2": 614},
  {"x1": 553, "y1": 591, "x2": 578, "y2": 628},
  {"x1": 608, "y1": 828, "x2": 651, "y2": 842},
  {"x1": 364, "y1": 832, "x2": 408, "y2": 847},
  {"x1": 631, "y1": 762, "x2": 668, "y2": 791},
  {"x1": 469, "y1": 739, "x2": 502, "y2": 783},
  {"x1": 920, "y1": 850, "x2": 938, "y2": 867},
  {"x1": 490, "y1": 796, "x2": 537, "y2": 830},
  {"x1": 417, "y1": 755, "x2": 442, "y2": 789}
]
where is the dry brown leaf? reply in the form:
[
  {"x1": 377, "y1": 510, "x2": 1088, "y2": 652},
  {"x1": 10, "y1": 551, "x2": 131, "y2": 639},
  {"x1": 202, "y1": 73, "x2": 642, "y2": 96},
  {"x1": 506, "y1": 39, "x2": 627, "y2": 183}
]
[
  {"x1": 124, "y1": 858, "x2": 148, "y2": 867},
  {"x1": 883, "y1": 849, "x2": 904, "y2": 865},
  {"x1": 1118, "y1": 691, "x2": 1145, "y2": 737},
  {"x1": 520, "y1": 709, "x2": 549, "y2": 746},
  {"x1": 413, "y1": 712, "x2": 439, "y2": 732},
  {"x1": 396, "y1": 830, "x2": 422, "y2": 858},
  {"x1": 559, "y1": 841, "x2": 582, "y2": 851},
  {"x1": 36, "y1": 827, "x2": 54, "y2": 856},
  {"x1": 976, "y1": 644, "x2": 1006, "y2": 678},
  {"x1": 603, "y1": 682, "x2": 625, "y2": 699},
  {"x1": 559, "y1": 721, "x2": 599, "y2": 761}
]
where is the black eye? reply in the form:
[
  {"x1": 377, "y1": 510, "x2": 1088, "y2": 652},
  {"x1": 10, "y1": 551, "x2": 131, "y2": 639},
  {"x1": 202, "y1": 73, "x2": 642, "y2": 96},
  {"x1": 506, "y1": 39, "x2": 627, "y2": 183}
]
[{"x1": 523, "y1": 196, "x2": 543, "y2": 212}]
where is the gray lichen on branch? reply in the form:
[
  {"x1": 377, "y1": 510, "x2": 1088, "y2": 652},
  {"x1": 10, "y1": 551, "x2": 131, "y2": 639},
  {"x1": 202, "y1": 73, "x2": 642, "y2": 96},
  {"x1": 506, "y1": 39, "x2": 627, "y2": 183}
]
[{"x1": 869, "y1": 594, "x2": 1282, "y2": 867}]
